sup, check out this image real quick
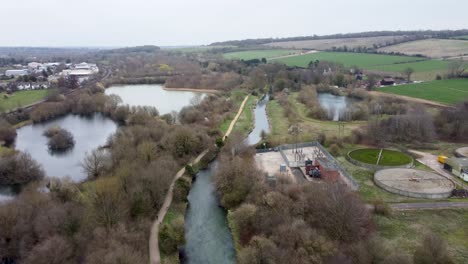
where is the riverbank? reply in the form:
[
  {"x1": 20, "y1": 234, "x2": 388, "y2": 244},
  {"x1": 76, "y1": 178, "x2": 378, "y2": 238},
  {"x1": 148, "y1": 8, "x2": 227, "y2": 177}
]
[
  {"x1": 150, "y1": 95, "x2": 250, "y2": 264},
  {"x1": 163, "y1": 87, "x2": 221, "y2": 94}
]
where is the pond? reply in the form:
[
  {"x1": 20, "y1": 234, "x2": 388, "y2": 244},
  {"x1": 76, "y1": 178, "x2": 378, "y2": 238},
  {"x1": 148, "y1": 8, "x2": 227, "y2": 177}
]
[
  {"x1": 105, "y1": 84, "x2": 206, "y2": 115},
  {"x1": 184, "y1": 162, "x2": 236, "y2": 264},
  {"x1": 15, "y1": 114, "x2": 118, "y2": 182},
  {"x1": 0, "y1": 185, "x2": 17, "y2": 203},
  {"x1": 317, "y1": 93, "x2": 352, "y2": 121},
  {"x1": 246, "y1": 94, "x2": 270, "y2": 146}
]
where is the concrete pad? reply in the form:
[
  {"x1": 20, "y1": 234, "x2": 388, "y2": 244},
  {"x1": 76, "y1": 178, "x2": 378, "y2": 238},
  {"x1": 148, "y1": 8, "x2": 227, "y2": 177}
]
[{"x1": 255, "y1": 151, "x2": 296, "y2": 183}]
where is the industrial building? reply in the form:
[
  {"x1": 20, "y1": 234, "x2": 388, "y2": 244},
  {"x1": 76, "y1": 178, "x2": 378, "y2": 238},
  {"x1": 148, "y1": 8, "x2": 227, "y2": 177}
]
[
  {"x1": 444, "y1": 157, "x2": 468, "y2": 181},
  {"x1": 4, "y1": 69, "x2": 28, "y2": 77}
]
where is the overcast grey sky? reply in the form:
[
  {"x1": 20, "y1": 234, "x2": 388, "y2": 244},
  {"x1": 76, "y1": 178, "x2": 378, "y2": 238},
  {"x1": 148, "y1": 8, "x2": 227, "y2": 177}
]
[{"x1": 2, "y1": 0, "x2": 467, "y2": 47}]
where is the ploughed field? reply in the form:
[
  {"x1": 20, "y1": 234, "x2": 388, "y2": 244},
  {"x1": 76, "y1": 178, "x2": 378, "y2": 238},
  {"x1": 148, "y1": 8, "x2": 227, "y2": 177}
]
[
  {"x1": 348, "y1": 148, "x2": 413, "y2": 166},
  {"x1": 263, "y1": 36, "x2": 410, "y2": 50},
  {"x1": 378, "y1": 39, "x2": 468, "y2": 58},
  {"x1": 379, "y1": 79, "x2": 468, "y2": 105},
  {"x1": 222, "y1": 49, "x2": 299, "y2": 60}
]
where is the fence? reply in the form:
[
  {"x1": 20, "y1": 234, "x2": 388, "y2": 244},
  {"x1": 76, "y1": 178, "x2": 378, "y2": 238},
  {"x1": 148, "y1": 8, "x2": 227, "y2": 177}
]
[{"x1": 277, "y1": 141, "x2": 360, "y2": 190}]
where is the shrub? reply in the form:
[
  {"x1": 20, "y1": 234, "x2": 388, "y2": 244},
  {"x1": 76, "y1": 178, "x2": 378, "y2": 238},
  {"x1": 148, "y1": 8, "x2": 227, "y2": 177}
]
[
  {"x1": 43, "y1": 126, "x2": 75, "y2": 151},
  {"x1": 413, "y1": 232, "x2": 454, "y2": 264},
  {"x1": 159, "y1": 216, "x2": 185, "y2": 254},
  {"x1": 372, "y1": 199, "x2": 392, "y2": 216},
  {"x1": 0, "y1": 119, "x2": 17, "y2": 146},
  {"x1": 0, "y1": 152, "x2": 44, "y2": 185}
]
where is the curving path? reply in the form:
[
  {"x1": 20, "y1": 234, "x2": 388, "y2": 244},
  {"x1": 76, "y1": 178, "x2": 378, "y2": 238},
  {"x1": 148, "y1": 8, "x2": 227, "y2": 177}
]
[{"x1": 149, "y1": 95, "x2": 249, "y2": 264}]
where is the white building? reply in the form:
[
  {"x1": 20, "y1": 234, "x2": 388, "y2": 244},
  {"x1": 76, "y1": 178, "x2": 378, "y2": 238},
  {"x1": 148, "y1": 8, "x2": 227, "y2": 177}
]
[
  {"x1": 74, "y1": 62, "x2": 99, "y2": 73},
  {"x1": 5, "y1": 69, "x2": 28, "y2": 77}
]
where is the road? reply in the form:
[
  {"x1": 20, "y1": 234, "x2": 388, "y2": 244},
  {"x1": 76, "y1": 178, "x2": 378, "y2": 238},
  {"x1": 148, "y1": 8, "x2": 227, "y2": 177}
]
[
  {"x1": 409, "y1": 149, "x2": 467, "y2": 190},
  {"x1": 391, "y1": 202, "x2": 468, "y2": 210},
  {"x1": 368, "y1": 91, "x2": 450, "y2": 108},
  {"x1": 149, "y1": 95, "x2": 249, "y2": 264}
]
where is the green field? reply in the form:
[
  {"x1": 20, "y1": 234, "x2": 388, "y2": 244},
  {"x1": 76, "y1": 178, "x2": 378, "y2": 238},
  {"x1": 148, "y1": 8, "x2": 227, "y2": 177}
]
[
  {"x1": 0, "y1": 90, "x2": 48, "y2": 112},
  {"x1": 454, "y1": 35, "x2": 468, "y2": 40},
  {"x1": 376, "y1": 210, "x2": 468, "y2": 263},
  {"x1": 380, "y1": 79, "x2": 468, "y2": 105},
  {"x1": 349, "y1": 148, "x2": 413, "y2": 166},
  {"x1": 270, "y1": 51, "x2": 424, "y2": 68},
  {"x1": 269, "y1": 51, "x2": 453, "y2": 80},
  {"x1": 232, "y1": 96, "x2": 257, "y2": 136},
  {"x1": 223, "y1": 49, "x2": 299, "y2": 60}
]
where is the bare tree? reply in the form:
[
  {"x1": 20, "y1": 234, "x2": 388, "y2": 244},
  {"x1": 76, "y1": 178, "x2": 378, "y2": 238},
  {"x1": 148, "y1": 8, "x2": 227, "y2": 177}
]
[
  {"x1": 447, "y1": 60, "x2": 466, "y2": 78},
  {"x1": 81, "y1": 149, "x2": 109, "y2": 180},
  {"x1": 402, "y1": 67, "x2": 414, "y2": 82}
]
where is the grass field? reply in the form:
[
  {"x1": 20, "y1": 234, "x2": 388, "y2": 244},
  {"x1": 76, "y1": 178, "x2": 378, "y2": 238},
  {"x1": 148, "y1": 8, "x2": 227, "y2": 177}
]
[
  {"x1": 348, "y1": 148, "x2": 413, "y2": 166},
  {"x1": 379, "y1": 79, "x2": 468, "y2": 105},
  {"x1": 232, "y1": 95, "x2": 256, "y2": 136},
  {"x1": 269, "y1": 51, "x2": 455, "y2": 80},
  {"x1": 378, "y1": 39, "x2": 468, "y2": 58},
  {"x1": 375, "y1": 209, "x2": 468, "y2": 263},
  {"x1": 453, "y1": 35, "x2": 468, "y2": 40},
  {"x1": 219, "y1": 89, "x2": 249, "y2": 134},
  {"x1": 0, "y1": 90, "x2": 48, "y2": 112},
  {"x1": 264, "y1": 36, "x2": 409, "y2": 50},
  {"x1": 223, "y1": 49, "x2": 299, "y2": 60},
  {"x1": 266, "y1": 93, "x2": 364, "y2": 145},
  {"x1": 270, "y1": 51, "x2": 424, "y2": 68}
]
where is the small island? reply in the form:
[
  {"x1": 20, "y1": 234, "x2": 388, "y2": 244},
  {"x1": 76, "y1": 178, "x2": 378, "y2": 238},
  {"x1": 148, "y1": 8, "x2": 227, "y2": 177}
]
[{"x1": 43, "y1": 126, "x2": 75, "y2": 151}]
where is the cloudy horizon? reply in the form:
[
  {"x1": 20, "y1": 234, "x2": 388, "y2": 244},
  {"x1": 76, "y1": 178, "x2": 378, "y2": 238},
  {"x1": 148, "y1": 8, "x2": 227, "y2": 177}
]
[{"x1": 2, "y1": 0, "x2": 467, "y2": 47}]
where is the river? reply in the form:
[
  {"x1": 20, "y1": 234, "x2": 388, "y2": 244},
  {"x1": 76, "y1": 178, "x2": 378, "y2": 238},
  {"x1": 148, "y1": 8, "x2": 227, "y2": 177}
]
[
  {"x1": 184, "y1": 94, "x2": 271, "y2": 263},
  {"x1": 105, "y1": 84, "x2": 205, "y2": 115},
  {"x1": 317, "y1": 93, "x2": 352, "y2": 121},
  {"x1": 246, "y1": 94, "x2": 270, "y2": 146}
]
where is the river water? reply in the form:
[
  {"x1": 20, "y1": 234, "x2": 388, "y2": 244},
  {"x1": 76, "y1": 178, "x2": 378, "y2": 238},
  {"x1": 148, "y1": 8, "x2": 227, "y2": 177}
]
[
  {"x1": 184, "y1": 162, "x2": 236, "y2": 264},
  {"x1": 246, "y1": 94, "x2": 270, "y2": 146},
  {"x1": 317, "y1": 93, "x2": 351, "y2": 121},
  {"x1": 184, "y1": 94, "x2": 272, "y2": 263},
  {"x1": 105, "y1": 84, "x2": 205, "y2": 115}
]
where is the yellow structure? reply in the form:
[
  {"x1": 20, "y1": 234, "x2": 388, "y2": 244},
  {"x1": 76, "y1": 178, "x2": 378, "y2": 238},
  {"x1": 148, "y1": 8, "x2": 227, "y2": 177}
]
[{"x1": 438, "y1": 155, "x2": 448, "y2": 164}]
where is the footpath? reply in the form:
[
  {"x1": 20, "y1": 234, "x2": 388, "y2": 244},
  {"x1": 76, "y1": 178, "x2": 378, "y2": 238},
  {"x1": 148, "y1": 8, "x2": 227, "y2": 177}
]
[{"x1": 149, "y1": 95, "x2": 249, "y2": 264}]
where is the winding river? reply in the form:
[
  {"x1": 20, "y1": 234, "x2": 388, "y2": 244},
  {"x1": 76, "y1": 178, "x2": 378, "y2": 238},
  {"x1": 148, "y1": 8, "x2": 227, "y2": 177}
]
[
  {"x1": 246, "y1": 94, "x2": 270, "y2": 145},
  {"x1": 184, "y1": 94, "x2": 270, "y2": 263}
]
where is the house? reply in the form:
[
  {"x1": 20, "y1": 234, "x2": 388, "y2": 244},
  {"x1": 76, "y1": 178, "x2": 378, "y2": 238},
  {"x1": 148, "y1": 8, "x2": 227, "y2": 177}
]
[
  {"x1": 5, "y1": 69, "x2": 28, "y2": 77},
  {"x1": 380, "y1": 77, "x2": 395, "y2": 86},
  {"x1": 28, "y1": 62, "x2": 43, "y2": 71}
]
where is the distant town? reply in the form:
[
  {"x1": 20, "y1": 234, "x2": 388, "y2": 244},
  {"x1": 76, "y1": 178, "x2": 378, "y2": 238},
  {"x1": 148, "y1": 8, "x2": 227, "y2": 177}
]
[{"x1": 1, "y1": 61, "x2": 99, "y2": 92}]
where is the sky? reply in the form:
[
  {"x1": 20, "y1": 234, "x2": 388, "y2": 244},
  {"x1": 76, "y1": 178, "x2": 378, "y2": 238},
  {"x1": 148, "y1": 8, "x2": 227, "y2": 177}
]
[{"x1": 2, "y1": 0, "x2": 467, "y2": 47}]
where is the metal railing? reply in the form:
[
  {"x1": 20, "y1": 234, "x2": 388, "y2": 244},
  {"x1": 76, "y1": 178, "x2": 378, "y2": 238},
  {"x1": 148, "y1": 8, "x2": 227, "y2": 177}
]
[{"x1": 278, "y1": 141, "x2": 360, "y2": 190}]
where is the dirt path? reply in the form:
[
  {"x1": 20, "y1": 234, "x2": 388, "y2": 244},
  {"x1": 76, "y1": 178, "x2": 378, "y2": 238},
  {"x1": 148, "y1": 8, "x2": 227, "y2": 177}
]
[
  {"x1": 368, "y1": 91, "x2": 450, "y2": 108},
  {"x1": 409, "y1": 149, "x2": 467, "y2": 190},
  {"x1": 223, "y1": 95, "x2": 249, "y2": 140},
  {"x1": 149, "y1": 95, "x2": 249, "y2": 264},
  {"x1": 269, "y1": 50, "x2": 317, "y2": 60},
  {"x1": 391, "y1": 202, "x2": 468, "y2": 210}
]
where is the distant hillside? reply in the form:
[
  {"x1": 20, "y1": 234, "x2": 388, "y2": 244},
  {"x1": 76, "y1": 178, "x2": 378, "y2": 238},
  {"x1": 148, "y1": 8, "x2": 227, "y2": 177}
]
[{"x1": 210, "y1": 30, "x2": 468, "y2": 47}]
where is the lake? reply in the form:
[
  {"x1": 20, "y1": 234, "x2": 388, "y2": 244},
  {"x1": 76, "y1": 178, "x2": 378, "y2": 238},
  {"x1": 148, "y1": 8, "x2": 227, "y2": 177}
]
[
  {"x1": 317, "y1": 93, "x2": 352, "y2": 121},
  {"x1": 15, "y1": 114, "x2": 118, "y2": 182},
  {"x1": 105, "y1": 84, "x2": 206, "y2": 115}
]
